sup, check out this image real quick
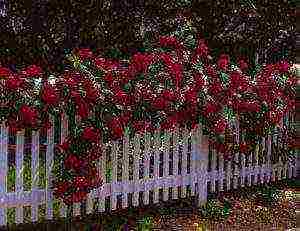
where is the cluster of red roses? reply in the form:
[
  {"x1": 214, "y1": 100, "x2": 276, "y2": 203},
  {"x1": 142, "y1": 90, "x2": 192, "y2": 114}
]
[{"x1": 0, "y1": 30, "x2": 296, "y2": 204}]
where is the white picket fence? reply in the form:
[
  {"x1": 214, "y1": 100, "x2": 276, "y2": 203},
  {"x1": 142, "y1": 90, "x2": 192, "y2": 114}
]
[{"x1": 0, "y1": 112, "x2": 296, "y2": 227}]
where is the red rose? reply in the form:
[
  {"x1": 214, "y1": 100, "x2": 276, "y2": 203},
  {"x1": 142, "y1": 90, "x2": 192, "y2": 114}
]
[
  {"x1": 5, "y1": 75, "x2": 24, "y2": 90},
  {"x1": 277, "y1": 60, "x2": 290, "y2": 73},
  {"x1": 114, "y1": 89, "x2": 131, "y2": 106},
  {"x1": 41, "y1": 84, "x2": 59, "y2": 105},
  {"x1": 169, "y1": 63, "x2": 183, "y2": 88},
  {"x1": 203, "y1": 102, "x2": 220, "y2": 117},
  {"x1": 209, "y1": 81, "x2": 223, "y2": 95},
  {"x1": 108, "y1": 117, "x2": 124, "y2": 139},
  {"x1": 21, "y1": 64, "x2": 43, "y2": 77},
  {"x1": 237, "y1": 100, "x2": 261, "y2": 113},
  {"x1": 77, "y1": 48, "x2": 93, "y2": 60},
  {"x1": 0, "y1": 67, "x2": 11, "y2": 78},
  {"x1": 19, "y1": 105, "x2": 38, "y2": 126},
  {"x1": 159, "y1": 35, "x2": 182, "y2": 49},
  {"x1": 152, "y1": 97, "x2": 169, "y2": 110},
  {"x1": 64, "y1": 154, "x2": 83, "y2": 170},
  {"x1": 162, "y1": 89, "x2": 176, "y2": 101},
  {"x1": 77, "y1": 101, "x2": 90, "y2": 119},
  {"x1": 160, "y1": 116, "x2": 177, "y2": 131},
  {"x1": 132, "y1": 120, "x2": 147, "y2": 134},
  {"x1": 130, "y1": 52, "x2": 154, "y2": 73},
  {"x1": 53, "y1": 181, "x2": 70, "y2": 197},
  {"x1": 229, "y1": 72, "x2": 249, "y2": 92},
  {"x1": 205, "y1": 64, "x2": 218, "y2": 80},
  {"x1": 237, "y1": 58, "x2": 248, "y2": 71},
  {"x1": 73, "y1": 176, "x2": 89, "y2": 189},
  {"x1": 217, "y1": 54, "x2": 230, "y2": 70},
  {"x1": 81, "y1": 127, "x2": 100, "y2": 143},
  {"x1": 194, "y1": 38, "x2": 209, "y2": 59},
  {"x1": 160, "y1": 53, "x2": 174, "y2": 67},
  {"x1": 193, "y1": 73, "x2": 205, "y2": 91},
  {"x1": 185, "y1": 88, "x2": 198, "y2": 106},
  {"x1": 239, "y1": 142, "x2": 249, "y2": 153},
  {"x1": 213, "y1": 119, "x2": 227, "y2": 134}
]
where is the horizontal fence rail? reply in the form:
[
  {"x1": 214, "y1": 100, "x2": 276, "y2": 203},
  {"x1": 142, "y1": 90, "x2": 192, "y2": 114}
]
[{"x1": 0, "y1": 112, "x2": 296, "y2": 226}]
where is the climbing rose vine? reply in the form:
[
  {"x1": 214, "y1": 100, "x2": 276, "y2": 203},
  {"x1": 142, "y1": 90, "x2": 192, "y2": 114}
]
[{"x1": 0, "y1": 16, "x2": 296, "y2": 205}]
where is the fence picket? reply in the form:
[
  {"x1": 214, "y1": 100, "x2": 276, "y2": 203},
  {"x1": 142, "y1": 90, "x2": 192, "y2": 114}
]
[
  {"x1": 181, "y1": 127, "x2": 189, "y2": 198},
  {"x1": 162, "y1": 129, "x2": 170, "y2": 202},
  {"x1": 143, "y1": 133, "x2": 151, "y2": 205},
  {"x1": 211, "y1": 148, "x2": 216, "y2": 193},
  {"x1": 15, "y1": 130, "x2": 25, "y2": 224},
  {"x1": 0, "y1": 123, "x2": 8, "y2": 226},
  {"x1": 46, "y1": 116, "x2": 55, "y2": 220},
  {"x1": 31, "y1": 130, "x2": 39, "y2": 222},
  {"x1": 218, "y1": 153, "x2": 224, "y2": 192},
  {"x1": 122, "y1": 133, "x2": 130, "y2": 209},
  {"x1": 153, "y1": 130, "x2": 161, "y2": 203},
  {"x1": 97, "y1": 142, "x2": 106, "y2": 213},
  {"x1": 132, "y1": 134, "x2": 140, "y2": 207},
  {"x1": 59, "y1": 113, "x2": 68, "y2": 218},
  {"x1": 111, "y1": 140, "x2": 118, "y2": 210},
  {"x1": 172, "y1": 127, "x2": 179, "y2": 200}
]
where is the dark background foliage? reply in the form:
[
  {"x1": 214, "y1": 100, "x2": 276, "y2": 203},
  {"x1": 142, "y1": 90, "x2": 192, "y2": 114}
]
[{"x1": 0, "y1": 0, "x2": 296, "y2": 73}]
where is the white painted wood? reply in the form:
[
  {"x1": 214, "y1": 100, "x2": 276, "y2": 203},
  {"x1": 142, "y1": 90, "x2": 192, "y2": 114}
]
[
  {"x1": 240, "y1": 153, "x2": 246, "y2": 187},
  {"x1": 143, "y1": 132, "x2": 151, "y2": 205},
  {"x1": 197, "y1": 126, "x2": 208, "y2": 206},
  {"x1": 190, "y1": 127, "x2": 200, "y2": 196},
  {"x1": 97, "y1": 142, "x2": 106, "y2": 213},
  {"x1": 162, "y1": 130, "x2": 170, "y2": 202},
  {"x1": 172, "y1": 127, "x2": 179, "y2": 200},
  {"x1": 226, "y1": 158, "x2": 231, "y2": 191},
  {"x1": 15, "y1": 130, "x2": 25, "y2": 224},
  {"x1": 210, "y1": 148, "x2": 216, "y2": 193},
  {"x1": 233, "y1": 152, "x2": 239, "y2": 189},
  {"x1": 153, "y1": 130, "x2": 161, "y2": 203},
  {"x1": 132, "y1": 133, "x2": 140, "y2": 207},
  {"x1": 46, "y1": 116, "x2": 55, "y2": 220},
  {"x1": 59, "y1": 113, "x2": 68, "y2": 218},
  {"x1": 111, "y1": 140, "x2": 118, "y2": 210},
  {"x1": 0, "y1": 123, "x2": 8, "y2": 226},
  {"x1": 266, "y1": 135, "x2": 272, "y2": 183},
  {"x1": 31, "y1": 130, "x2": 39, "y2": 222},
  {"x1": 122, "y1": 133, "x2": 130, "y2": 208},
  {"x1": 181, "y1": 127, "x2": 189, "y2": 198},
  {"x1": 218, "y1": 153, "x2": 224, "y2": 192}
]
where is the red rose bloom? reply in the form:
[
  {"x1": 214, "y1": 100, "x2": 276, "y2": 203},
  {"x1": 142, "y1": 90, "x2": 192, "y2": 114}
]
[
  {"x1": 209, "y1": 81, "x2": 223, "y2": 95},
  {"x1": 159, "y1": 35, "x2": 182, "y2": 49},
  {"x1": 217, "y1": 54, "x2": 230, "y2": 70},
  {"x1": 21, "y1": 64, "x2": 42, "y2": 77},
  {"x1": 277, "y1": 60, "x2": 290, "y2": 73},
  {"x1": 197, "y1": 39, "x2": 209, "y2": 56},
  {"x1": 152, "y1": 97, "x2": 169, "y2": 110},
  {"x1": 19, "y1": 105, "x2": 38, "y2": 126},
  {"x1": 81, "y1": 127, "x2": 100, "y2": 143},
  {"x1": 53, "y1": 181, "x2": 70, "y2": 197},
  {"x1": 237, "y1": 58, "x2": 248, "y2": 71},
  {"x1": 64, "y1": 154, "x2": 83, "y2": 170},
  {"x1": 73, "y1": 176, "x2": 89, "y2": 189},
  {"x1": 77, "y1": 101, "x2": 90, "y2": 119},
  {"x1": 193, "y1": 73, "x2": 205, "y2": 91},
  {"x1": 5, "y1": 75, "x2": 24, "y2": 90},
  {"x1": 203, "y1": 102, "x2": 220, "y2": 117},
  {"x1": 108, "y1": 117, "x2": 124, "y2": 139},
  {"x1": 77, "y1": 48, "x2": 93, "y2": 60},
  {"x1": 239, "y1": 142, "x2": 249, "y2": 153},
  {"x1": 162, "y1": 89, "x2": 176, "y2": 101},
  {"x1": 213, "y1": 119, "x2": 227, "y2": 134},
  {"x1": 41, "y1": 84, "x2": 59, "y2": 105},
  {"x1": 130, "y1": 52, "x2": 154, "y2": 73},
  {"x1": 169, "y1": 63, "x2": 183, "y2": 88},
  {"x1": 0, "y1": 67, "x2": 11, "y2": 78}
]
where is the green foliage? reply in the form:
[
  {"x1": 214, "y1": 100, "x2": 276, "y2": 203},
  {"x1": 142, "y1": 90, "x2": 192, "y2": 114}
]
[
  {"x1": 199, "y1": 199, "x2": 231, "y2": 220},
  {"x1": 137, "y1": 215, "x2": 154, "y2": 231}
]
